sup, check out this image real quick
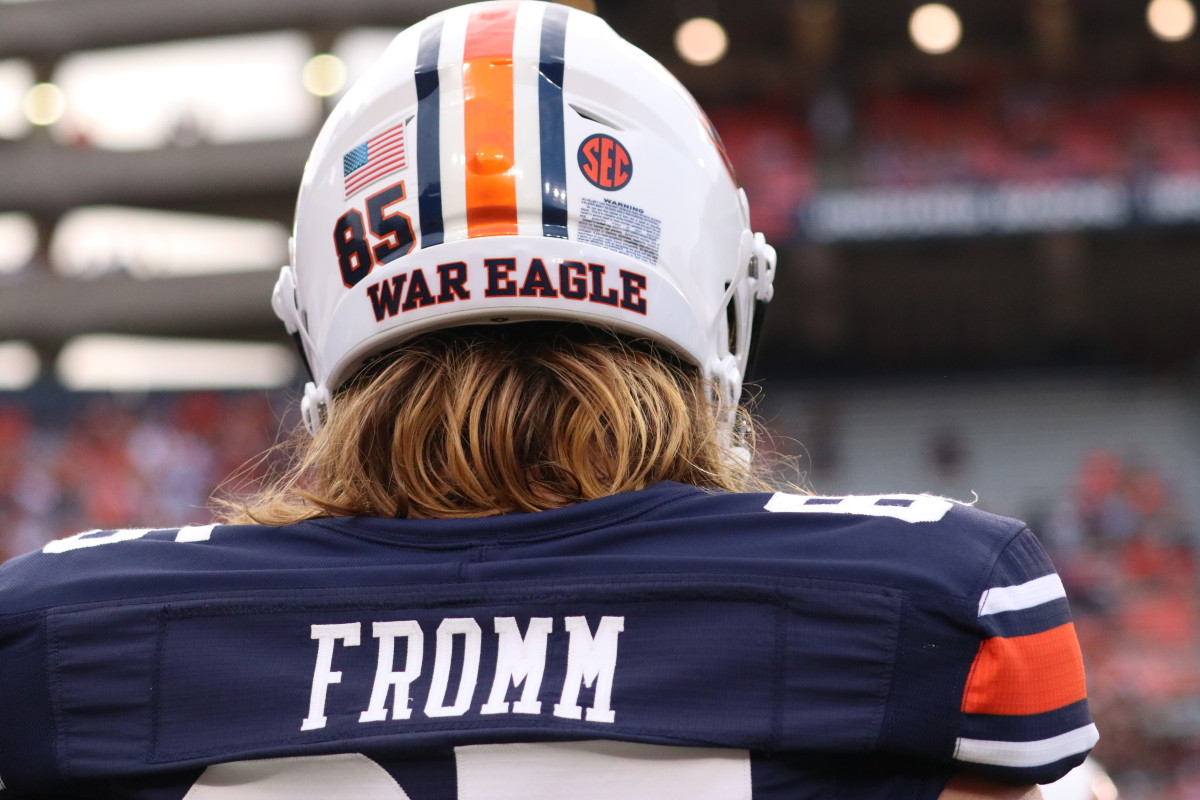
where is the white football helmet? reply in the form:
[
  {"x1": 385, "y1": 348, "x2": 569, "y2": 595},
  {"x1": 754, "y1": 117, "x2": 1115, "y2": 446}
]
[{"x1": 274, "y1": 0, "x2": 776, "y2": 434}]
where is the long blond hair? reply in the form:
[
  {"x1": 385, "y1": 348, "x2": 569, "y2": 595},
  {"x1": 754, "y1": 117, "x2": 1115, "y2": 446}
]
[{"x1": 221, "y1": 324, "x2": 769, "y2": 522}]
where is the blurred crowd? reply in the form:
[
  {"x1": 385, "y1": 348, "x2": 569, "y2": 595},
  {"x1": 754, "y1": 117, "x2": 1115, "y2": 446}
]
[
  {"x1": 851, "y1": 83, "x2": 1200, "y2": 185},
  {"x1": 1040, "y1": 450, "x2": 1200, "y2": 799},
  {"x1": 0, "y1": 392, "x2": 287, "y2": 560},
  {"x1": 713, "y1": 82, "x2": 1200, "y2": 240},
  {"x1": 0, "y1": 391, "x2": 1198, "y2": 796}
]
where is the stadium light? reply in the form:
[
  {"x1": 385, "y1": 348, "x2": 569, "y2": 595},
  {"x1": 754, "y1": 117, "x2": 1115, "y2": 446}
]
[
  {"x1": 909, "y1": 4, "x2": 963, "y2": 54},
  {"x1": 0, "y1": 342, "x2": 39, "y2": 390},
  {"x1": 0, "y1": 213, "x2": 36, "y2": 274},
  {"x1": 675, "y1": 17, "x2": 729, "y2": 66},
  {"x1": 55, "y1": 32, "x2": 313, "y2": 151},
  {"x1": 22, "y1": 82, "x2": 65, "y2": 126},
  {"x1": 51, "y1": 207, "x2": 287, "y2": 279},
  {"x1": 56, "y1": 335, "x2": 297, "y2": 392},
  {"x1": 0, "y1": 60, "x2": 33, "y2": 139},
  {"x1": 302, "y1": 53, "x2": 347, "y2": 98},
  {"x1": 1147, "y1": 0, "x2": 1196, "y2": 40}
]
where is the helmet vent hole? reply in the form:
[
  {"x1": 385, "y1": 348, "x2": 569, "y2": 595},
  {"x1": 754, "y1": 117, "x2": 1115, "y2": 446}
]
[{"x1": 570, "y1": 104, "x2": 623, "y2": 131}]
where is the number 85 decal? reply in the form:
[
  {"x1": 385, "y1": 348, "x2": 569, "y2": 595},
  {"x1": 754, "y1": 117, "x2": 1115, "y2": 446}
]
[{"x1": 334, "y1": 180, "x2": 415, "y2": 289}]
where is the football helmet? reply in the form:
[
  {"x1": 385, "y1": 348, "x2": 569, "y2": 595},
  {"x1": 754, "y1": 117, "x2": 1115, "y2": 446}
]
[{"x1": 274, "y1": 0, "x2": 776, "y2": 434}]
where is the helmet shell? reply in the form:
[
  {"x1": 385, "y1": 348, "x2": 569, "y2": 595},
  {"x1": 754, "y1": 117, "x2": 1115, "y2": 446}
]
[{"x1": 275, "y1": 0, "x2": 775, "y2": 432}]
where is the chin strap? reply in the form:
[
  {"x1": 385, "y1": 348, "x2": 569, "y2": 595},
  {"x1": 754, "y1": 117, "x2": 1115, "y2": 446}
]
[
  {"x1": 300, "y1": 381, "x2": 332, "y2": 436},
  {"x1": 745, "y1": 232, "x2": 777, "y2": 378},
  {"x1": 704, "y1": 352, "x2": 745, "y2": 460},
  {"x1": 273, "y1": 265, "x2": 329, "y2": 435},
  {"x1": 716, "y1": 229, "x2": 776, "y2": 468},
  {"x1": 271, "y1": 265, "x2": 313, "y2": 378}
]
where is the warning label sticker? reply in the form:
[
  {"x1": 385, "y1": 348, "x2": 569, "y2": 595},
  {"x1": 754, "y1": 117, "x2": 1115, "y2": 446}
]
[{"x1": 578, "y1": 198, "x2": 662, "y2": 265}]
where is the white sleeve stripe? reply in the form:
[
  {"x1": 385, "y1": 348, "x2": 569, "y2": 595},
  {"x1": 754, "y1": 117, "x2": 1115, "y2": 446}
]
[
  {"x1": 978, "y1": 573, "x2": 1067, "y2": 617},
  {"x1": 955, "y1": 724, "x2": 1099, "y2": 768}
]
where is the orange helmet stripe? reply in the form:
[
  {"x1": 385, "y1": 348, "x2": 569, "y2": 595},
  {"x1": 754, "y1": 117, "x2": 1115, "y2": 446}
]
[{"x1": 462, "y1": 2, "x2": 521, "y2": 238}]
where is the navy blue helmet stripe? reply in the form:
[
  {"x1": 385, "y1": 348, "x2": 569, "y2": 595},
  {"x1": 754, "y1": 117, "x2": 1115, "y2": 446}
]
[
  {"x1": 415, "y1": 20, "x2": 445, "y2": 249},
  {"x1": 538, "y1": 4, "x2": 569, "y2": 239}
]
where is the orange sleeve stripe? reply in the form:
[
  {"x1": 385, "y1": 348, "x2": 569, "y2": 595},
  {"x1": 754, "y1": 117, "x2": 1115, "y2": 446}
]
[
  {"x1": 462, "y1": 2, "x2": 520, "y2": 238},
  {"x1": 961, "y1": 622, "x2": 1088, "y2": 716}
]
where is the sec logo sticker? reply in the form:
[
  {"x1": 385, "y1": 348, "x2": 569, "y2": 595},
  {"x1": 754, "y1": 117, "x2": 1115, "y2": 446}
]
[{"x1": 578, "y1": 134, "x2": 632, "y2": 191}]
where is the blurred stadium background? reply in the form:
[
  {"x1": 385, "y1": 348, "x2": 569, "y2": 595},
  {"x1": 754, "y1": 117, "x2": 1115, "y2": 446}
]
[{"x1": 1, "y1": 0, "x2": 1198, "y2": 794}]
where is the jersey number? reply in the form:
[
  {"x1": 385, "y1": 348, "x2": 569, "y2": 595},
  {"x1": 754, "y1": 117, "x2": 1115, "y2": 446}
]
[
  {"x1": 335, "y1": 180, "x2": 415, "y2": 288},
  {"x1": 182, "y1": 744, "x2": 752, "y2": 799},
  {"x1": 765, "y1": 493, "x2": 954, "y2": 523},
  {"x1": 42, "y1": 524, "x2": 215, "y2": 554}
]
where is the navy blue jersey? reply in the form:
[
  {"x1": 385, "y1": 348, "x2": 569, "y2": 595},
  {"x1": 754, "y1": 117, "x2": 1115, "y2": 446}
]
[{"x1": 0, "y1": 482, "x2": 1096, "y2": 798}]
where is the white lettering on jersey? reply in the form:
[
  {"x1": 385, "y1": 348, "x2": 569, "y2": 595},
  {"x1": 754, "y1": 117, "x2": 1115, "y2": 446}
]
[
  {"x1": 481, "y1": 617, "x2": 552, "y2": 716},
  {"x1": 765, "y1": 492, "x2": 955, "y2": 523},
  {"x1": 359, "y1": 621, "x2": 424, "y2": 723},
  {"x1": 553, "y1": 615, "x2": 624, "y2": 723},
  {"x1": 301, "y1": 623, "x2": 361, "y2": 731},
  {"x1": 300, "y1": 615, "x2": 624, "y2": 731},
  {"x1": 425, "y1": 618, "x2": 483, "y2": 718}
]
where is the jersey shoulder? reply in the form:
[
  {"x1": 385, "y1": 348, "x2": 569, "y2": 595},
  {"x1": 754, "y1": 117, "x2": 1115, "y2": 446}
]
[
  {"x1": 643, "y1": 487, "x2": 1096, "y2": 783},
  {"x1": 649, "y1": 483, "x2": 1025, "y2": 539},
  {"x1": 637, "y1": 485, "x2": 1033, "y2": 600},
  {"x1": 0, "y1": 522, "x2": 296, "y2": 615}
]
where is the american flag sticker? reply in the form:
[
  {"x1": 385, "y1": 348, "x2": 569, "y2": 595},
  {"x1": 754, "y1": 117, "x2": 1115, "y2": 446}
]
[{"x1": 343, "y1": 123, "x2": 407, "y2": 198}]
